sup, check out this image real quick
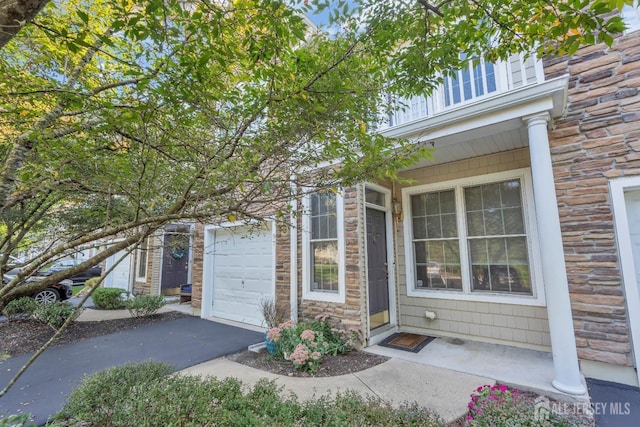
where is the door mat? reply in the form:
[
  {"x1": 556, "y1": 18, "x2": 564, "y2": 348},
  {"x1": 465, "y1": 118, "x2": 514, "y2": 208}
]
[{"x1": 378, "y1": 333, "x2": 436, "y2": 353}]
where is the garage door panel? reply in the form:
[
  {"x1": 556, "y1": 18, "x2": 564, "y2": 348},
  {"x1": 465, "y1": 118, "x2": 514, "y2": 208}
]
[
  {"x1": 213, "y1": 277, "x2": 271, "y2": 293},
  {"x1": 208, "y1": 224, "x2": 274, "y2": 327}
]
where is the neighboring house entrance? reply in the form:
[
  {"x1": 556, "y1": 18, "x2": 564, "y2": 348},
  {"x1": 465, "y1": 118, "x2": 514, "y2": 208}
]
[
  {"x1": 104, "y1": 248, "x2": 132, "y2": 291},
  {"x1": 367, "y1": 208, "x2": 390, "y2": 329},
  {"x1": 161, "y1": 225, "x2": 191, "y2": 295},
  {"x1": 201, "y1": 223, "x2": 275, "y2": 327}
]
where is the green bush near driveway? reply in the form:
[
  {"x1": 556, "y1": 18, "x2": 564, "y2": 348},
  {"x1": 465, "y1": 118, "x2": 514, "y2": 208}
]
[
  {"x1": 52, "y1": 362, "x2": 445, "y2": 427},
  {"x1": 33, "y1": 301, "x2": 78, "y2": 329},
  {"x1": 2, "y1": 297, "x2": 38, "y2": 321},
  {"x1": 91, "y1": 287, "x2": 126, "y2": 309},
  {"x1": 124, "y1": 295, "x2": 166, "y2": 318},
  {"x1": 54, "y1": 361, "x2": 174, "y2": 427}
]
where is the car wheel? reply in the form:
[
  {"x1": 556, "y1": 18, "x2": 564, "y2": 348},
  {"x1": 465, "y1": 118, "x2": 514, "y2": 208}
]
[{"x1": 33, "y1": 288, "x2": 60, "y2": 304}]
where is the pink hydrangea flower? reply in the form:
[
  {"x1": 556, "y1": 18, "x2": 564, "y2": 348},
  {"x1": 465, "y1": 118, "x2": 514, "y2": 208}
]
[
  {"x1": 300, "y1": 329, "x2": 315, "y2": 341},
  {"x1": 279, "y1": 320, "x2": 295, "y2": 329},
  {"x1": 290, "y1": 344, "x2": 310, "y2": 367},
  {"x1": 266, "y1": 327, "x2": 281, "y2": 342}
]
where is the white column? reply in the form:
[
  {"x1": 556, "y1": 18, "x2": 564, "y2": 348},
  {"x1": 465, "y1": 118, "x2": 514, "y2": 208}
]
[{"x1": 526, "y1": 113, "x2": 586, "y2": 395}]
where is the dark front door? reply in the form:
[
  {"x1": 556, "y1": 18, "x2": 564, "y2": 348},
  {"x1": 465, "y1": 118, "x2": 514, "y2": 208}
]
[
  {"x1": 161, "y1": 225, "x2": 190, "y2": 292},
  {"x1": 366, "y1": 208, "x2": 390, "y2": 329}
]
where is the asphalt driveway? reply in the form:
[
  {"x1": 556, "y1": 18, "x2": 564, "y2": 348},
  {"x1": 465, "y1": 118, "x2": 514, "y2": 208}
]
[{"x1": 0, "y1": 317, "x2": 263, "y2": 426}]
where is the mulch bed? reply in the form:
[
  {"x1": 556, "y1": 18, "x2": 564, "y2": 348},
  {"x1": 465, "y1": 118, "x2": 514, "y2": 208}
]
[
  {"x1": 0, "y1": 311, "x2": 190, "y2": 358},
  {"x1": 228, "y1": 348, "x2": 390, "y2": 378}
]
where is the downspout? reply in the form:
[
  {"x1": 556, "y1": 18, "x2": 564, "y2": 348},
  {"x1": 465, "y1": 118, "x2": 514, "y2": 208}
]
[{"x1": 289, "y1": 175, "x2": 298, "y2": 322}]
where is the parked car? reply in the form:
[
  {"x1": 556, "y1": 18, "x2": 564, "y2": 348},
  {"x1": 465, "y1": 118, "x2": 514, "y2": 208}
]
[
  {"x1": 37, "y1": 259, "x2": 102, "y2": 286},
  {"x1": 1, "y1": 276, "x2": 73, "y2": 303},
  {"x1": 28, "y1": 277, "x2": 74, "y2": 303}
]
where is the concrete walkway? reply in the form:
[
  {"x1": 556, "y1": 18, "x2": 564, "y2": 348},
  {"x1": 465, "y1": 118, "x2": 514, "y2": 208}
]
[{"x1": 180, "y1": 357, "x2": 492, "y2": 422}]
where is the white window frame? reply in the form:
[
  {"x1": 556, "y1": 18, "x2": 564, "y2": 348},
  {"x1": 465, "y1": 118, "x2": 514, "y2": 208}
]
[
  {"x1": 402, "y1": 168, "x2": 545, "y2": 306},
  {"x1": 135, "y1": 237, "x2": 148, "y2": 281},
  {"x1": 302, "y1": 190, "x2": 346, "y2": 304},
  {"x1": 623, "y1": 0, "x2": 640, "y2": 33}
]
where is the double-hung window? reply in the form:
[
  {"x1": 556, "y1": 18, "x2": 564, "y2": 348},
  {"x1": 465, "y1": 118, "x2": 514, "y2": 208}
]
[
  {"x1": 136, "y1": 237, "x2": 148, "y2": 281},
  {"x1": 404, "y1": 169, "x2": 542, "y2": 304},
  {"x1": 302, "y1": 190, "x2": 345, "y2": 303}
]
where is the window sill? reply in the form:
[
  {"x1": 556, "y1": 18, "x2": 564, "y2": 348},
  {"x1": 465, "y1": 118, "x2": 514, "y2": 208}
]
[
  {"x1": 406, "y1": 287, "x2": 546, "y2": 307},
  {"x1": 302, "y1": 290, "x2": 345, "y2": 304}
]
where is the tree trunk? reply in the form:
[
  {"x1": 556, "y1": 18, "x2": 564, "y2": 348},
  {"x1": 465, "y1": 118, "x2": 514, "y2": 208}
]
[{"x1": 0, "y1": 0, "x2": 50, "y2": 49}]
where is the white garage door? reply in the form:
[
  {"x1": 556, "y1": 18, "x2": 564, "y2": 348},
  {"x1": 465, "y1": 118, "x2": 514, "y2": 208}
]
[
  {"x1": 104, "y1": 250, "x2": 132, "y2": 290},
  {"x1": 209, "y1": 224, "x2": 274, "y2": 326}
]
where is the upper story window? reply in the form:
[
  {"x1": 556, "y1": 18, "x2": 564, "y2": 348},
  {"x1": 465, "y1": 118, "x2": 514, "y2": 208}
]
[
  {"x1": 302, "y1": 190, "x2": 345, "y2": 303},
  {"x1": 378, "y1": 53, "x2": 543, "y2": 131},
  {"x1": 623, "y1": 1, "x2": 640, "y2": 33},
  {"x1": 404, "y1": 169, "x2": 544, "y2": 305},
  {"x1": 443, "y1": 54, "x2": 497, "y2": 107}
]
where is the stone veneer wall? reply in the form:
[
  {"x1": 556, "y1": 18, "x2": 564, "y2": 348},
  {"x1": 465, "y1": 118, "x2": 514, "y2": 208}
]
[
  {"x1": 295, "y1": 186, "x2": 367, "y2": 336},
  {"x1": 190, "y1": 223, "x2": 204, "y2": 314},
  {"x1": 274, "y1": 224, "x2": 292, "y2": 319},
  {"x1": 544, "y1": 31, "x2": 640, "y2": 368}
]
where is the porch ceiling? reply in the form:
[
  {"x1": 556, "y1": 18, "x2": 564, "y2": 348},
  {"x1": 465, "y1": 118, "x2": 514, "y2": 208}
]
[{"x1": 405, "y1": 119, "x2": 529, "y2": 169}]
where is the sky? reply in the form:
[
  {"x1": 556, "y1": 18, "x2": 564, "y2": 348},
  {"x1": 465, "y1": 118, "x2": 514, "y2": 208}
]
[{"x1": 289, "y1": 0, "x2": 359, "y2": 28}]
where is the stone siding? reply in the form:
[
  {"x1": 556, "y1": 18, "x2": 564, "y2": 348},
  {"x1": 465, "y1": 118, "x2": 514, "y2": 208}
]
[
  {"x1": 545, "y1": 31, "x2": 640, "y2": 367},
  {"x1": 274, "y1": 223, "x2": 292, "y2": 319},
  {"x1": 191, "y1": 223, "x2": 204, "y2": 312}
]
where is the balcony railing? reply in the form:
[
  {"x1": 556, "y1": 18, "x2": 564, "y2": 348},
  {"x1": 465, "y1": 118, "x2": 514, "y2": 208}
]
[{"x1": 379, "y1": 53, "x2": 544, "y2": 131}]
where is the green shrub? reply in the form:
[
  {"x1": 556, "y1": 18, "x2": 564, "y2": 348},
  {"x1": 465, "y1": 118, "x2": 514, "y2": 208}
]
[
  {"x1": 125, "y1": 295, "x2": 166, "y2": 318},
  {"x1": 0, "y1": 414, "x2": 35, "y2": 427},
  {"x1": 54, "y1": 364, "x2": 444, "y2": 427},
  {"x1": 2, "y1": 297, "x2": 38, "y2": 321},
  {"x1": 55, "y1": 361, "x2": 174, "y2": 426},
  {"x1": 33, "y1": 302, "x2": 77, "y2": 329},
  {"x1": 91, "y1": 287, "x2": 126, "y2": 309},
  {"x1": 301, "y1": 391, "x2": 441, "y2": 426}
]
